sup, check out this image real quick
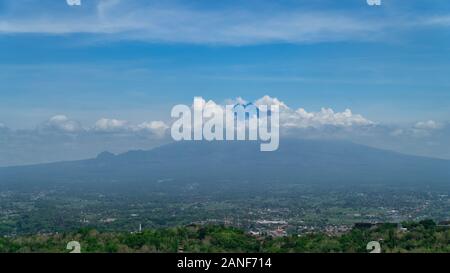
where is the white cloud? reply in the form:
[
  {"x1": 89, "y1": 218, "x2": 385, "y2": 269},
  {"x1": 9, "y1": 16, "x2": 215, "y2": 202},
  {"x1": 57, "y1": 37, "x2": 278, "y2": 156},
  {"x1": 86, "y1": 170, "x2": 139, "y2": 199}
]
[
  {"x1": 42, "y1": 115, "x2": 83, "y2": 133},
  {"x1": 94, "y1": 118, "x2": 129, "y2": 132},
  {"x1": 253, "y1": 95, "x2": 373, "y2": 129},
  {"x1": 408, "y1": 120, "x2": 442, "y2": 138},
  {"x1": 190, "y1": 95, "x2": 373, "y2": 129},
  {"x1": 281, "y1": 107, "x2": 374, "y2": 129},
  {"x1": 136, "y1": 120, "x2": 168, "y2": 131},
  {"x1": 93, "y1": 117, "x2": 170, "y2": 136},
  {"x1": 135, "y1": 121, "x2": 169, "y2": 137},
  {"x1": 388, "y1": 120, "x2": 444, "y2": 138},
  {"x1": 255, "y1": 95, "x2": 289, "y2": 111},
  {"x1": 414, "y1": 120, "x2": 441, "y2": 130},
  {"x1": 66, "y1": 0, "x2": 81, "y2": 6}
]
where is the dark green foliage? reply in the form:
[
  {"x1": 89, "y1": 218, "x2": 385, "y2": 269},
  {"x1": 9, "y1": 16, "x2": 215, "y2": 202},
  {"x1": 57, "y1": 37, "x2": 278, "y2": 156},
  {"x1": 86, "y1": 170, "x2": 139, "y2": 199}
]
[{"x1": 0, "y1": 221, "x2": 448, "y2": 253}]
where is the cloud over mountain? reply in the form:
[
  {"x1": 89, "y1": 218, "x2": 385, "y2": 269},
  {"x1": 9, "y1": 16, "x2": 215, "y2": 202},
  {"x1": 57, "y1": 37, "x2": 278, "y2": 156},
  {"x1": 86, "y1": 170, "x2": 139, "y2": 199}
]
[
  {"x1": 414, "y1": 120, "x2": 442, "y2": 130},
  {"x1": 41, "y1": 115, "x2": 83, "y2": 133},
  {"x1": 219, "y1": 95, "x2": 373, "y2": 129},
  {"x1": 94, "y1": 118, "x2": 129, "y2": 132},
  {"x1": 0, "y1": 95, "x2": 448, "y2": 166}
]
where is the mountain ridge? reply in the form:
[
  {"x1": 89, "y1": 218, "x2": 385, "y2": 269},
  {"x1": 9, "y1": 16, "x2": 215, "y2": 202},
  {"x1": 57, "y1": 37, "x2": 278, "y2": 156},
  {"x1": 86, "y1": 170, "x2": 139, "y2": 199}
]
[{"x1": 0, "y1": 139, "x2": 449, "y2": 192}]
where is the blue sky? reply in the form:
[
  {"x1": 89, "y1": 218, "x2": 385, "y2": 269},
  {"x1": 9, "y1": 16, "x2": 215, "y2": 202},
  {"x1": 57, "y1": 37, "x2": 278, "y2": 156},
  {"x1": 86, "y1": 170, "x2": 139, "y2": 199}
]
[{"x1": 1, "y1": 0, "x2": 450, "y2": 164}]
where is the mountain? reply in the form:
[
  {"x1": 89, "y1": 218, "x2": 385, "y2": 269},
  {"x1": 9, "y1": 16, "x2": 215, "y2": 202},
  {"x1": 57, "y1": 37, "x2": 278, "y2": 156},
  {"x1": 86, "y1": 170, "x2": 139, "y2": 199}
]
[{"x1": 0, "y1": 139, "x2": 449, "y2": 193}]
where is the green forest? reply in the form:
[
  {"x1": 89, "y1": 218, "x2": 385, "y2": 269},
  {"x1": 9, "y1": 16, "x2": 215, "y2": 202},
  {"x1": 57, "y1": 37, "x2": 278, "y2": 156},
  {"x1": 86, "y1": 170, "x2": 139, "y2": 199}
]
[{"x1": 0, "y1": 220, "x2": 448, "y2": 253}]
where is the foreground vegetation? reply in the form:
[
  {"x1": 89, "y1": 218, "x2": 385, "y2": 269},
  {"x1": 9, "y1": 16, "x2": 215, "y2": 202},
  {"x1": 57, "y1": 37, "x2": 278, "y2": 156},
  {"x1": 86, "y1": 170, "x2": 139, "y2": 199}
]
[{"x1": 0, "y1": 220, "x2": 448, "y2": 253}]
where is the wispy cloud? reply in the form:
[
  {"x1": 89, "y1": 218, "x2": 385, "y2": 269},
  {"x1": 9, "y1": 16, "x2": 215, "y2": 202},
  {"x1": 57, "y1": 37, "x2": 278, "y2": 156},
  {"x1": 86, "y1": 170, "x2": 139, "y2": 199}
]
[{"x1": 0, "y1": 0, "x2": 420, "y2": 45}]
